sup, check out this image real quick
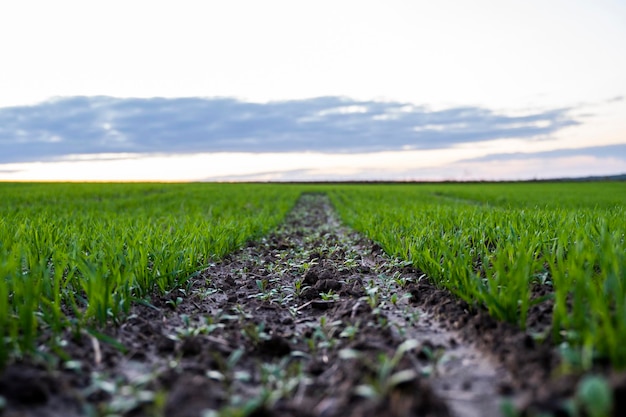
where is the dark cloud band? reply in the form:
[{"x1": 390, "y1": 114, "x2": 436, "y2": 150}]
[
  {"x1": 0, "y1": 96, "x2": 578, "y2": 163},
  {"x1": 460, "y1": 144, "x2": 626, "y2": 163}
]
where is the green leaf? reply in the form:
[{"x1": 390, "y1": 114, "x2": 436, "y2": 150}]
[{"x1": 576, "y1": 375, "x2": 612, "y2": 417}]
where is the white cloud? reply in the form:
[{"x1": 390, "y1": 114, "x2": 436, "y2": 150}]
[
  {"x1": 1, "y1": 96, "x2": 580, "y2": 164},
  {"x1": 413, "y1": 123, "x2": 468, "y2": 132},
  {"x1": 318, "y1": 106, "x2": 369, "y2": 116}
]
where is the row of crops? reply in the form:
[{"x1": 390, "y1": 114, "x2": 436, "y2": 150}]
[
  {"x1": 328, "y1": 182, "x2": 626, "y2": 368},
  {"x1": 0, "y1": 183, "x2": 301, "y2": 365},
  {"x1": 0, "y1": 182, "x2": 625, "y2": 371}
]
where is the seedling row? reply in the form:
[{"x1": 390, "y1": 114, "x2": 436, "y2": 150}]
[{"x1": 328, "y1": 183, "x2": 626, "y2": 368}]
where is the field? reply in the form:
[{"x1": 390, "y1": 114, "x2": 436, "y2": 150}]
[{"x1": 0, "y1": 182, "x2": 625, "y2": 417}]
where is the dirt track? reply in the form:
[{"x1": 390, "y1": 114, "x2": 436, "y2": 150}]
[{"x1": 0, "y1": 193, "x2": 604, "y2": 416}]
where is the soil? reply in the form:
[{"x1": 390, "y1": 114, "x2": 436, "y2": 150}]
[{"x1": 0, "y1": 193, "x2": 624, "y2": 416}]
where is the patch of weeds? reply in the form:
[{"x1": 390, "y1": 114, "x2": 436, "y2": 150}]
[
  {"x1": 249, "y1": 278, "x2": 295, "y2": 305},
  {"x1": 231, "y1": 304, "x2": 253, "y2": 320},
  {"x1": 299, "y1": 258, "x2": 319, "y2": 274},
  {"x1": 374, "y1": 315, "x2": 390, "y2": 330},
  {"x1": 291, "y1": 278, "x2": 310, "y2": 298},
  {"x1": 342, "y1": 339, "x2": 421, "y2": 400},
  {"x1": 306, "y1": 316, "x2": 342, "y2": 351},
  {"x1": 83, "y1": 368, "x2": 161, "y2": 416},
  {"x1": 175, "y1": 312, "x2": 232, "y2": 338},
  {"x1": 256, "y1": 278, "x2": 268, "y2": 293},
  {"x1": 165, "y1": 295, "x2": 184, "y2": 310},
  {"x1": 288, "y1": 305, "x2": 300, "y2": 319},
  {"x1": 392, "y1": 271, "x2": 414, "y2": 288},
  {"x1": 340, "y1": 322, "x2": 361, "y2": 340},
  {"x1": 390, "y1": 293, "x2": 399, "y2": 305},
  {"x1": 258, "y1": 356, "x2": 309, "y2": 407},
  {"x1": 241, "y1": 322, "x2": 270, "y2": 346},
  {"x1": 364, "y1": 281, "x2": 381, "y2": 309},
  {"x1": 557, "y1": 339, "x2": 596, "y2": 373},
  {"x1": 572, "y1": 375, "x2": 613, "y2": 417},
  {"x1": 209, "y1": 352, "x2": 311, "y2": 416},
  {"x1": 418, "y1": 344, "x2": 446, "y2": 377},
  {"x1": 533, "y1": 271, "x2": 552, "y2": 287},
  {"x1": 319, "y1": 290, "x2": 340, "y2": 301},
  {"x1": 340, "y1": 257, "x2": 360, "y2": 271},
  {"x1": 207, "y1": 348, "x2": 248, "y2": 392},
  {"x1": 403, "y1": 306, "x2": 421, "y2": 326},
  {"x1": 194, "y1": 287, "x2": 219, "y2": 299}
]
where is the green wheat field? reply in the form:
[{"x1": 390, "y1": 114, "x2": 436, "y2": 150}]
[{"x1": 1, "y1": 181, "x2": 624, "y2": 371}]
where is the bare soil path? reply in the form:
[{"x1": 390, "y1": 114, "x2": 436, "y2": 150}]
[{"x1": 1, "y1": 193, "x2": 570, "y2": 416}]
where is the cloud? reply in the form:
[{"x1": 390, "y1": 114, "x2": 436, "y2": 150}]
[
  {"x1": 460, "y1": 144, "x2": 626, "y2": 163},
  {"x1": 0, "y1": 96, "x2": 579, "y2": 163}
]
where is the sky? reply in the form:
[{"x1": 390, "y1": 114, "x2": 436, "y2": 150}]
[{"x1": 1, "y1": 0, "x2": 625, "y2": 181}]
